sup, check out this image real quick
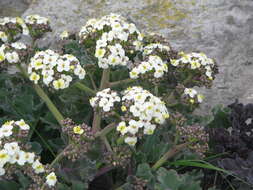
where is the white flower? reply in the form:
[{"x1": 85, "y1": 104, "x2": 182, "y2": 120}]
[
  {"x1": 57, "y1": 59, "x2": 70, "y2": 72},
  {"x1": 90, "y1": 88, "x2": 120, "y2": 113},
  {"x1": 32, "y1": 159, "x2": 45, "y2": 174},
  {"x1": 0, "y1": 31, "x2": 7, "y2": 42},
  {"x1": 184, "y1": 88, "x2": 197, "y2": 98},
  {"x1": 46, "y1": 172, "x2": 57, "y2": 187},
  {"x1": 24, "y1": 152, "x2": 35, "y2": 164},
  {"x1": 25, "y1": 15, "x2": 49, "y2": 25},
  {"x1": 129, "y1": 68, "x2": 139, "y2": 79},
  {"x1": 5, "y1": 52, "x2": 19, "y2": 63},
  {"x1": 0, "y1": 125, "x2": 13, "y2": 138},
  {"x1": 143, "y1": 123, "x2": 156, "y2": 135},
  {"x1": 128, "y1": 120, "x2": 143, "y2": 135},
  {"x1": 16, "y1": 151, "x2": 27, "y2": 166},
  {"x1": 29, "y1": 72, "x2": 40, "y2": 84},
  {"x1": 15, "y1": 119, "x2": 30, "y2": 130},
  {"x1": 124, "y1": 136, "x2": 137, "y2": 146},
  {"x1": 0, "y1": 51, "x2": 5, "y2": 63},
  {"x1": 197, "y1": 94, "x2": 204, "y2": 103},
  {"x1": 95, "y1": 48, "x2": 106, "y2": 58},
  {"x1": 0, "y1": 150, "x2": 10, "y2": 167},
  {"x1": 4, "y1": 142, "x2": 20, "y2": 156},
  {"x1": 53, "y1": 79, "x2": 65, "y2": 90},
  {"x1": 116, "y1": 122, "x2": 128, "y2": 135},
  {"x1": 11, "y1": 42, "x2": 27, "y2": 50}
]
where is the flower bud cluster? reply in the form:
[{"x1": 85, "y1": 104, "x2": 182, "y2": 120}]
[
  {"x1": 104, "y1": 146, "x2": 131, "y2": 169},
  {"x1": 0, "y1": 120, "x2": 57, "y2": 188},
  {"x1": 171, "y1": 52, "x2": 218, "y2": 87},
  {"x1": 128, "y1": 176, "x2": 148, "y2": 190},
  {"x1": 0, "y1": 17, "x2": 29, "y2": 41},
  {"x1": 24, "y1": 15, "x2": 51, "y2": 38},
  {"x1": 79, "y1": 13, "x2": 143, "y2": 69},
  {"x1": 28, "y1": 49, "x2": 86, "y2": 89},
  {"x1": 118, "y1": 86, "x2": 169, "y2": 146},
  {"x1": 61, "y1": 118, "x2": 95, "y2": 161},
  {"x1": 183, "y1": 88, "x2": 204, "y2": 104},
  {"x1": 177, "y1": 124, "x2": 209, "y2": 157},
  {"x1": 90, "y1": 88, "x2": 121, "y2": 113},
  {"x1": 0, "y1": 42, "x2": 28, "y2": 65}
]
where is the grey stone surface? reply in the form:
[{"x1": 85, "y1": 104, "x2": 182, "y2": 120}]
[
  {"x1": 5, "y1": 0, "x2": 253, "y2": 112},
  {"x1": 0, "y1": 0, "x2": 29, "y2": 17}
]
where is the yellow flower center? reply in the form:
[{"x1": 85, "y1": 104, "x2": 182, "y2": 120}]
[
  {"x1": 121, "y1": 106, "x2": 127, "y2": 112},
  {"x1": 0, "y1": 153, "x2": 7, "y2": 159},
  {"x1": 73, "y1": 126, "x2": 84, "y2": 135}
]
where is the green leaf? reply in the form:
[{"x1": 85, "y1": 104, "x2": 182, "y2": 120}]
[
  {"x1": 16, "y1": 171, "x2": 30, "y2": 189},
  {"x1": 156, "y1": 168, "x2": 182, "y2": 190},
  {"x1": 72, "y1": 181, "x2": 88, "y2": 190},
  {"x1": 155, "y1": 168, "x2": 202, "y2": 190},
  {"x1": 27, "y1": 141, "x2": 42, "y2": 154},
  {"x1": 136, "y1": 163, "x2": 153, "y2": 181},
  {"x1": 0, "y1": 180, "x2": 20, "y2": 190}
]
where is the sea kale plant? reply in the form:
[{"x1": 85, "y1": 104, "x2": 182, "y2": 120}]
[{"x1": 0, "y1": 13, "x2": 219, "y2": 189}]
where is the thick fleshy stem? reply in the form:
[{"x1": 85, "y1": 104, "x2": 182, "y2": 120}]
[
  {"x1": 92, "y1": 111, "x2": 102, "y2": 133},
  {"x1": 92, "y1": 69, "x2": 110, "y2": 133},
  {"x1": 100, "y1": 68, "x2": 110, "y2": 89},
  {"x1": 109, "y1": 78, "x2": 135, "y2": 88},
  {"x1": 92, "y1": 68, "x2": 113, "y2": 152},
  {"x1": 33, "y1": 84, "x2": 64, "y2": 124},
  {"x1": 94, "y1": 122, "x2": 116, "y2": 138},
  {"x1": 74, "y1": 81, "x2": 96, "y2": 96},
  {"x1": 16, "y1": 64, "x2": 64, "y2": 125},
  {"x1": 152, "y1": 142, "x2": 191, "y2": 170}
]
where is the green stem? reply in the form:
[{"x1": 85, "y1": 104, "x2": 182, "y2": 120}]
[
  {"x1": 88, "y1": 73, "x2": 98, "y2": 90},
  {"x1": 92, "y1": 111, "x2": 102, "y2": 133},
  {"x1": 102, "y1": 137, "x2": 113, "y2": 152},
  {"x1": 109, "y1": 78, "x2": 134, "y2": 88},
  {"x1": 74, "y1": 81, "x2": 96, "y2": 96},
  {"x1": 100, "y1": 68, "x2": 110, "y2": 89},
  {"x1": 155, "y1": 85, "x2": 159, "y2": 96},
  {"x1": 152, "y1": 142, "x2": 190, "y2": 170},
  {"x1": 16, "y1": 64, "x2": 64, "y2": 125},
  {"x1": 33, "y1": 84, "x2": 64, "y2": 124},
  {"x1": 95, "y1": 122, "x2": 116, "y2": 138}
]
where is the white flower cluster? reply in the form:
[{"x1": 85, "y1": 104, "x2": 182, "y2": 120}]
[
  {"x1": 130, "y1": 55, "x2": 168, "y2": 79},
  {"x1": 0, "y1": 120, "x2": 57, "y2": 187},
  {"x1": 0, "y1": 42, "x2": 27, "y2": 64},
  {"x1": 171, "y1": 52, "x2": 215, "y2": 80},
  {"x1": 28, "y1": 50, "x2": 86, "y2": 89},
  {"x1": 0, "y1": 17, "x2": 29, "y2": 36},
  {"x1": 117, "y1": 86, "x2": 169, "y2": 146},
  {"x1": 79, "y1": 13, "x2": 143, "y2": 69},
  {"x1": 143, "y1": 43, "x2": 171, "y2": 56},
  {"x1": 184, "y1": 88, "x2": 204, "y2": 104},
  {"x1": 24, "y1": 15, "x2": 49, "y2": 25},
  {"x1": 90, "y1": 88, "x2": 121, "y2": 112}
]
